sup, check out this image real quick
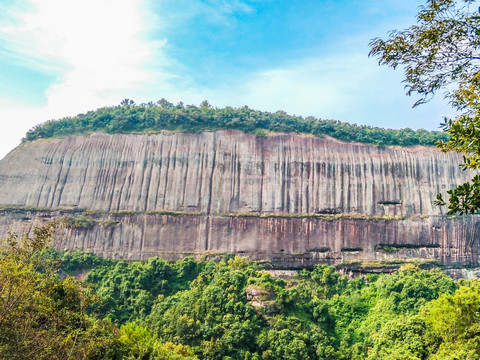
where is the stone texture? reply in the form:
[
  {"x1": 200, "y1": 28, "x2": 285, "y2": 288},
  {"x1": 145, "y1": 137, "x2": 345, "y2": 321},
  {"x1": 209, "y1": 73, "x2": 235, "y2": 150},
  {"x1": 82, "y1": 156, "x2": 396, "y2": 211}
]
[
  {"x1": 0, "y1": 130, "x2": 470, "y2": 215},
  {"x1": 0, "y1": 130, "x2": 479, "y2": 268},
  {"x1": 0, "y1": 210, "x2": 478, "y2": 268}
]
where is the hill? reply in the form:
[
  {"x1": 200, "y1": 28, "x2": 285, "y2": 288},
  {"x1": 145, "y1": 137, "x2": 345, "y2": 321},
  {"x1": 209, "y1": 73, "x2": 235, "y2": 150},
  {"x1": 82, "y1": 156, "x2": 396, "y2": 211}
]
[{"x1": 23, "y1": 99, "x2": 448, "y2": 147}]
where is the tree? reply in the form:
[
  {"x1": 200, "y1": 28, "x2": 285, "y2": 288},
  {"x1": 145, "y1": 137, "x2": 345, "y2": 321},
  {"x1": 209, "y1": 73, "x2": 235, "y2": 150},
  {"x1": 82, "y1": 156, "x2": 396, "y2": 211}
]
[
  {"x1": 200, "y1": 100, "x2": 212, "y2": 109},
  {"x1": 157, "y1": 98, "x2": 174, "y2": 108},
  {"x1": 0, "y1": 224, "x2": 119, "y2": 359},
  {"x1": 0, "y1": 225, "x2": 198, "y2": 359},
  {"x1": 120, "y1": 98, "x2": 136, "y2": 107},
  {"x1": 369, "y1": 0, "x2": 480, "y2": 214}
]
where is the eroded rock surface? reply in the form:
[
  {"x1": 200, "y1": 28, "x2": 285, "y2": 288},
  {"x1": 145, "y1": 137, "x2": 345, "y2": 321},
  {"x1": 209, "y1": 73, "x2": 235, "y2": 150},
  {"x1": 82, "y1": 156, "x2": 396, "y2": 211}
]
[
  {"x1": 0, "y1": 130, "x2": 468, "y2": 215},
  {"x1": 0, "y1": 130, "x2": 478, "y2": 268}
]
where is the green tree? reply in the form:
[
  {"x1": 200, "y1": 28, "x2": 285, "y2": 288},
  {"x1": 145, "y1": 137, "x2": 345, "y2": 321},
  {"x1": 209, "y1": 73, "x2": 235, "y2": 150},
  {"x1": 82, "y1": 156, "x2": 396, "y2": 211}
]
[
  {"x1": 369, "y1": 0, "x2": 480, "y2": 214},
  {"x1": 118, "y1": 323, "x2": 197, "y2": 360},
  {"x1": 0, "y1": 225, "x2": 198, "y2": 360},
  {"x1": 0, "y1": 224, "x2": 119, "y2": 359},
  {"x1": 367, "y1": 316, "x2": 430, "y2": 360},
  {"x1": 23, "y1": 100, "x2": 448, "y2": 147}
]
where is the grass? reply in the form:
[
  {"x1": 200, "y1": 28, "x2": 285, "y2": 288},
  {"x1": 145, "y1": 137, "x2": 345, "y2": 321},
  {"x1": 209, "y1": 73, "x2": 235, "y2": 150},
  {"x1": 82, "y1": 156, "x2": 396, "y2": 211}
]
[
  {"x1": 0, "y1": 204, "x2": 84, "y2": 214},
  {"x1": 61, "y1": 215, "x2": 97, "y2": 230},
  {"x1": 2, "y1": 205, "x2": 461, "y2": 225},
  {"x1": 226, "y1": 212, "x2": 408, "y2": 221},
  {"x1": 375, "y1": 243, "x2": 441, "y2": 252},
  {"x1": 338, "y1": 258, "x2": 440, "y2": 270},
  {"x1": 98, "y1": 219, "x2": 120, "y2": 227}
]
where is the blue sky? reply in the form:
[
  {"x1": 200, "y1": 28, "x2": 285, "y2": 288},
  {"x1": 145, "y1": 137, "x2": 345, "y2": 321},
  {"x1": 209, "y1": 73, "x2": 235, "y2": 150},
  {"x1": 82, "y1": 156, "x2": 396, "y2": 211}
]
[{"x1": 0, "y1": 0, "x2": 458, "y2": 159}]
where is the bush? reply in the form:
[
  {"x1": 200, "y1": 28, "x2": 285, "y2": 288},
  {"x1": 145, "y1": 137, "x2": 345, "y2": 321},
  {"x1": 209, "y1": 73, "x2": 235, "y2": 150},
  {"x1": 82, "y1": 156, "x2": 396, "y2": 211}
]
[
  {"x1": 24, "y1": 100, "x2": 448, "y2": 147},
  {"x1": 61, "y1": 215, "x2": 97, "y2": 230}
]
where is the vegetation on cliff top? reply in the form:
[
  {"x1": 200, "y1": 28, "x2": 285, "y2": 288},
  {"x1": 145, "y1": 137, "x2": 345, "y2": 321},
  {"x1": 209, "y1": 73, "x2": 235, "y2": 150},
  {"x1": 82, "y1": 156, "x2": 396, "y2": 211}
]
[{"x1": 23, "y1": 99, "x2": 448, "y2": 147}]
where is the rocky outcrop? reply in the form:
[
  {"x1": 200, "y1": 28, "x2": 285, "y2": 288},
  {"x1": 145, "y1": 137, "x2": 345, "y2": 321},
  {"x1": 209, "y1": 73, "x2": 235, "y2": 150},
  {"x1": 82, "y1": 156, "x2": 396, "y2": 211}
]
[
  {"x1": 245, "y1": 285, "x2": 279, "y2": 313},
  {"x1": 1, "y1": 209, "x2": 478, "y2": 268},
  {"x1": 0, "y1": 130, "x2": 478, "y2": 268},
  {"x1": 0, "y1": 130, "x2": 468, "y2": 215}
]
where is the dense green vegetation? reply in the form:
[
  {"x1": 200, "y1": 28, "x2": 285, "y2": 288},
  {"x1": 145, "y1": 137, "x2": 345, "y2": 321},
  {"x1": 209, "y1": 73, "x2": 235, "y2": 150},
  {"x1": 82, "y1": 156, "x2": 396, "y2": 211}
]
[
  {"x1": 3, "y1": 225, "x2": 480, "y2": 359},
  {"x1": 0, "y1": 225, "x2": 196, "y2": 359},
  {"x1": 23, "y1": 99, "x2": 448, "y2": 147}
]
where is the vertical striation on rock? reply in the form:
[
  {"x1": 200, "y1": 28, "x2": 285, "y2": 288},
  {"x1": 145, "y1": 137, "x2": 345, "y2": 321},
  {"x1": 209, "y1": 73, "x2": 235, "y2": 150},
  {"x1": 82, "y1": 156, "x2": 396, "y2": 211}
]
[
  {"x1": 0, "y1": 129, "x2": 478, "y2": 268},
  {"x1": 0, "y1": 130, "x2": 470, "y2": 215}
]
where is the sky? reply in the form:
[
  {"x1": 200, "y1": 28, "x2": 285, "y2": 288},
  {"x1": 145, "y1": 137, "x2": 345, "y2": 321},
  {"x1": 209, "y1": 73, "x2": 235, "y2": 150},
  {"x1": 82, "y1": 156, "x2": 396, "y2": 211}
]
[{"x1": 0, "y1": 0, "x2": 460, "y2": 160}]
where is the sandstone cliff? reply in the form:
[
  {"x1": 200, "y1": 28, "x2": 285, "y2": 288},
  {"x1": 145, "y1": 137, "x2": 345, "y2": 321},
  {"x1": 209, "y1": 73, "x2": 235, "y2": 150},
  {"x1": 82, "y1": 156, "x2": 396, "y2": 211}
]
[
  {"x1": 0, "y1": 130, "x2": 478, "y2": 268},
  {"x1": 0, "y1": 130, "x2": 469, "y2": 215}
]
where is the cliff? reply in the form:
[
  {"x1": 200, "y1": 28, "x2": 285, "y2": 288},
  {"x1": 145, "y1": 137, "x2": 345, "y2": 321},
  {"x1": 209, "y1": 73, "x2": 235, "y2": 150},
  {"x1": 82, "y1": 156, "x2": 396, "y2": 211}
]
[{"x1": 0, "y1": 130, "x2": 478, "y2": 268}]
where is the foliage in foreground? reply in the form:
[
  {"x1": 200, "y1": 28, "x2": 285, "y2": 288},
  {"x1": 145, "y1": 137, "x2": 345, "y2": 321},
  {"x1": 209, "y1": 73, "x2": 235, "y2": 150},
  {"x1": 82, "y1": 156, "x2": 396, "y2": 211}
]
[
  {"x1": 370, "y1": 0, "x2": 480, "y2": 214},
  {"x1": 23, "y1": 99, "x2": 447, "y2": 147},
  {"x1": 3, "y1": 226, "x2": 480, "y2": 359},
  {"x1": 0, "y1": 226, "x2": 196, "y2": 360}
]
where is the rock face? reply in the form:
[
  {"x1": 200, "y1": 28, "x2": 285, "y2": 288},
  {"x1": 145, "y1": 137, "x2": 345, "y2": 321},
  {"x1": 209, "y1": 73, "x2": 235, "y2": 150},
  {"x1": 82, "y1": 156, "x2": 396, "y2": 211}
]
[{"x1": 0, "y1": 130, "x2": 479, "y2": 268}]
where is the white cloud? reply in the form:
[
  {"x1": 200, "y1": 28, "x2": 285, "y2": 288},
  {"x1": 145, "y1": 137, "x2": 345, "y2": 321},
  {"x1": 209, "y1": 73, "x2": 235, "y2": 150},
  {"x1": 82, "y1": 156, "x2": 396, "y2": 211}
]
[
  {"x1": 0, "y1": 0, "x2": 459, "y2": 161},
  {"x1": 0, "y1": 0, "x2": 176, "y2": 159},
  {"x1": 205, "y1": 0, "x2": 253, "y2": 16},
  {"x1": 210, "y1": 48, "x2": 456, "y2": 131},
  {"x1": 158, "y1": 0, "x2": 254, "y2": 28},
  {"x1": 5, "y1": 0, "x2": 161, "y2": 105}
]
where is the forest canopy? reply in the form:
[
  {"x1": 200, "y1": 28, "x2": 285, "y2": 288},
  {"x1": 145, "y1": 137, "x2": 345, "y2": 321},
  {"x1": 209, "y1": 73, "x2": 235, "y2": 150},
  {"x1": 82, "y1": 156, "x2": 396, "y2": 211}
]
[
  {"x1": 23, "y1": 99, "x2": 448, "y2": 147},
  {"x1": 2, "y1": 225, "x2": 480, "y2": 359}
]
